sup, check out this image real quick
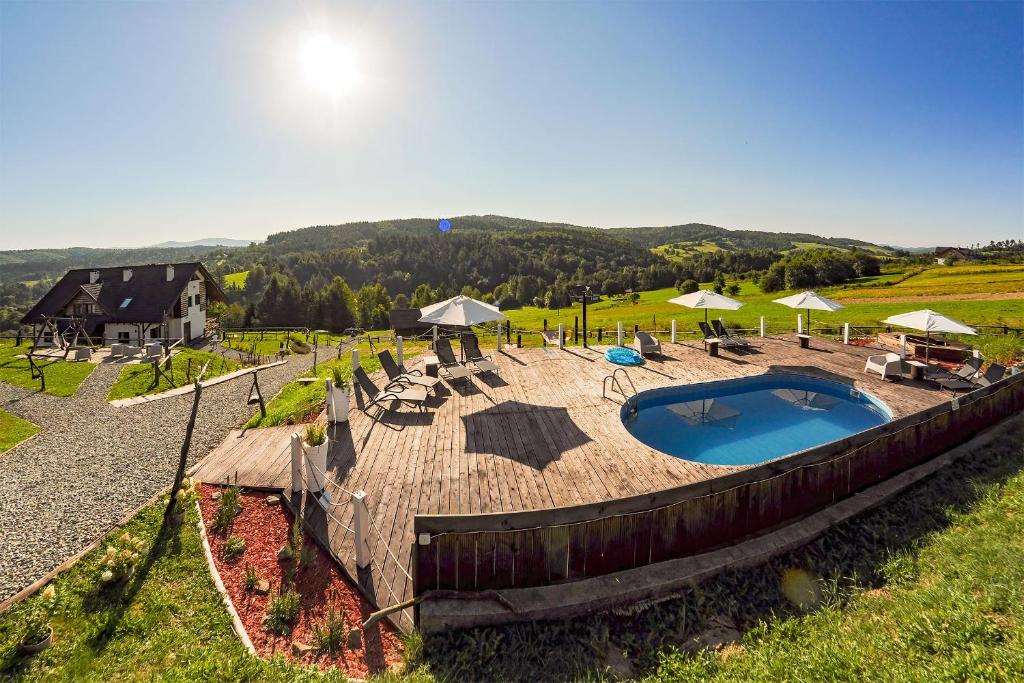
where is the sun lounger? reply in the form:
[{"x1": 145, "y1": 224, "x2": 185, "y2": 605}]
[
  {"x1": 632, "y1": 332, "x2": 662, "y2": 358},
  {"x1": 378, "y1": 350, "x2": 441, "y2": 394},
  {"x1": 972, "y1": 363, "x2": 1006, "y2": 388},
  {"x1": 434, "y1": 338, "x2": 474, "y2": 384},
  {"x1": 698, "y1": 321, "x2": 741, "y2": 350},
  {"x1": 926, "y1": 356, "x2": 982, "y2": 382},
  {"x1": 461, "y1": 334, "x2": 499, "y2": 374},
  {"x1": 864, "y1": 352, "x2": 907, "y2": 381},
  {"x1": 352, "y1": 366, "x2": 428, "y2": 416},
  {"x1": 712, "y1": 320, "x2": 751, "y2": 348}
]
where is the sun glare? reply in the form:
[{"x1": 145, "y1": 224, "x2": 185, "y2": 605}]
[{"x1": 300, "y1": 33, "x2": 359, "y2": 98}]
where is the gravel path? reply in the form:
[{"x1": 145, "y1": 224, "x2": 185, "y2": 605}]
[{"x1": 0, "y1": 353, "x2": 318, "y2": 602}]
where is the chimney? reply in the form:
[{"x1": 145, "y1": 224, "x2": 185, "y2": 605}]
[
  {"x1": 89, "y1": 270, "x2": 100, "y2": 284},
  {"x1": 166, "y1": 265, "x2": 174, "y2": 282},
  {"x1": 122, "y1": 268, "x2": 133, "y2": 282}
]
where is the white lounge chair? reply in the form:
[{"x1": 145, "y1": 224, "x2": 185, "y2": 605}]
[
  {"x1": 633, "y1": 332, "x2": 662, "y2": 358},
  {"x1": 864, "y1": 353, "x2": 906, "y2": 380}
]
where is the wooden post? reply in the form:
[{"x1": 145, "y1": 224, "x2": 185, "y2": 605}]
[
  {"x1": 164, "y1": 381, "x2": 203, "y2": 524},
  {"x1": 396, "y1": 335, "x2": 404, "y2": 366},
  {"x1": 760, "y1": 316, "x2": 767, "y2": 337},
  {"x1": 352, "y1": 347, "x2": 360, "y2": 369},
  {"x1": 291, "y1": 432, "x2": 303, "y2": 493},
  {"x1": 797, "y1": 314, "x2": 803, "y2": 334},
  {"x1": 543, "y1": 319, "x2": 547, "y2": 331},
  {"x1": 325, "y1": 378, "x2": 335, "y2": 423},
  {"x1": 598, "y1": 327, "x2": 603, "y2": 342},
  {"x1": 634, "y1": 323, "x2": 639, "y2": 334},
  {"x1": 573, "y1": 316, "x2": 579, "y2": 344},
  {"x1": 516, "y1": 333, "x2": 522, "y2": 348},
  {"x1": 670, "y1": 320, "x2": 677, "y2": 344},
  {"x1": 843, "y1": 322, "x2": 851, "y2": 345},
  {"x1": 352, "y1": 490, "x2": 371, "y2": 569},
  {"x1": 617, "y1": 322, "x2": 623, "y2": 347},
  {"x1": 558, "y1": 323, "x2": 565, "y2": 349}
]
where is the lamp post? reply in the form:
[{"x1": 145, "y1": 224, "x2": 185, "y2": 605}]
[{"x1": 569, "y1": 285, "x2": 594, "y2": 348}]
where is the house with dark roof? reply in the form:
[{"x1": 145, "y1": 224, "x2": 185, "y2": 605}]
[
  {"x1": 21, "y1": 262, "x2": 225, "y2": 346},
  {"x1": 934, "y1": 247, "x2": 976, "y2": 265}
]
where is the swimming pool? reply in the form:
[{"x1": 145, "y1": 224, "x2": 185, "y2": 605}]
[{"x1": 623, "y1": 374, "x2": 892, "y2": 466}]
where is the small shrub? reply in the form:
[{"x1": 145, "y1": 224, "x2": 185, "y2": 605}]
[
  {"x1": 173, "y1": 476, "x2": 200, "y2": 514},
  {"x1": 312, "y1": 594, "x2": 348, "y2": 655},
  {"x1": 304, "y1": 422, "x2": 326, "y2": 447},
  {"x1": 244, "y1": 565, "x2": 258, "y2": 592},
  {"x1": 98, "y1": 532, "x2": 146, "y2": 586},
  {"x1": 223, "y1": 537, "x2": 247, "y2": 561},
  {"x1": 212, "y1": 486, "x2": 241, "y2": 536},
  {"x1": 22, "y1": 585, "x2": 56, "y2": 646},
  {"x1": 265, "y1": 589, "x2": 301, "y2": 634}
]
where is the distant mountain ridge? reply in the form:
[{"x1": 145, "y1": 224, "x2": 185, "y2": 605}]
[{"x1": 149, "y1": 237, "x2": 256, "y2": 248}]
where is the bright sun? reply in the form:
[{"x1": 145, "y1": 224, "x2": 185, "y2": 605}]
[{"x1": 300, "y1": 33, "x2": 359, "y2": 97}]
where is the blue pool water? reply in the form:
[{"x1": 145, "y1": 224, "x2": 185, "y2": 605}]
[{"x1": 624, "y1": 374, "x2": 891, "y2": 466}]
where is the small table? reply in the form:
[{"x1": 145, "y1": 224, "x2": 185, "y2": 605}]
[
  {"x1": 797, "y1": 334, "x2": 811, "y2": 349},
  {"x1": 706, "y1": 338, "x2": 721, "y2": 357},
  {"x1": 423, "y1": 354, "x2": 440, "y2": 378},
  {"x1": 906, "y1": 360, "x2": 928, "y2": 381}
]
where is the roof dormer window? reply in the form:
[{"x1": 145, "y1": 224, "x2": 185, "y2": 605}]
[{"x1": 119, "y1": 297, "x2": 133, "y2": 309}]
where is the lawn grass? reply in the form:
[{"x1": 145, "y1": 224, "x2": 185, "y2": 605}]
[
  {"x1": 0, "y1": 496, "x2": 414, "y2": 682},
  {"x1": 244, "y1": 340, "x2": 428, "y2": 428},
  {"x1": 830, "y1": 263, "x2": 1024, "y2": 300},
  {"x1": 0, "y1": 409, "x2": 40, "y2": 453},
  {"x1": 106, "y1": 348, "x2": 241, "y2": 401},
  {"x1": 0, "y1": 342, "x2": 96, "y2": 397}
]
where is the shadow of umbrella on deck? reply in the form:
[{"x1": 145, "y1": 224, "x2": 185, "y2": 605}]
[{"x1": 460, "y1": 400, "x2": 593, "y2": 469}]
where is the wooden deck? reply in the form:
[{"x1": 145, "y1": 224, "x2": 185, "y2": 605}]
[{"x1": 193, "y1": 335, "x2": 948, "y2": 629}]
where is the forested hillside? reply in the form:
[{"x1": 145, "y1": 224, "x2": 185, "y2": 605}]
[{"x1": 1, "y1": 215, "x2": 900, "y2": 333}]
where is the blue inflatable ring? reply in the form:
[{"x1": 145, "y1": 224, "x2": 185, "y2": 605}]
[{"x1": 605, "y1": 347, "x2": 645, "y2": 366}]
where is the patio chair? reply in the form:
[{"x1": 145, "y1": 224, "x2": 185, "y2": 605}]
[
  {"x1": 352, "y1": 366, "x2": 428, "y2": 415},
  {"x1": 864, "y1": 352, "x2": 906, "y2": 381},
  {"x1": 712, "y1": 320, "x2": 751, "y2": 348},
  {"x1": 434, "y1": 338, "x2": 474, "y2": 385},
  {"x1": 632, "y1": 332, "x2": 662, "y2": 358},
  {"x1": 110, "y1": 343, "x2": 125, "y2": 358},
  {"x1": 378, "y1": 350, "x2": 441, "y2": 394},
  {"x1": 461, "y1": 333, "x2": 499, "y2": 374}
]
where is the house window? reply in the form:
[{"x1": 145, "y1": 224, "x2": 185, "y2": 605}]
[
  {"x1": 118, "y1": 331, "x2": 130, "y2": 344},
  {"x1": 150, "y1": 328, "x2": 160, "y2": 339},
  {"x1": 73, "y1": 303, "x2": 91, "y2": 316},
  {"x1": 119, "y1": 297, "x2": 132, "y2": 309}
]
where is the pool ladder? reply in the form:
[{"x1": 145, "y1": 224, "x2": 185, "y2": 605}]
[{"x1": 603, "y1": 368, "x2": 639, "y2": 419}]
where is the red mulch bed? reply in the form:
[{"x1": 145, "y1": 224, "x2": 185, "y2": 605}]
[{"x1": 198, "y1": 484, "x2": 404, "y2": 678}]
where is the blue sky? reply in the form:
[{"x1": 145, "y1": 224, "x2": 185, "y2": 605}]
[{"x1": 1, "y1": 1, "x2": 1021, "y2": 249}]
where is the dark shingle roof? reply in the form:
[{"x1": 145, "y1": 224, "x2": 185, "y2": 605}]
[{"x1": 21, "y1": 262, "x2": 225, "y2": 324}]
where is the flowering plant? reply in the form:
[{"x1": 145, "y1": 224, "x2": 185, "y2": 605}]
[
  {"x1": 174, "y1": 477, "x2": 201, "y2": 513},
  {"x1": 98, "y1": 532, "x2": 146, "y2": 585}
]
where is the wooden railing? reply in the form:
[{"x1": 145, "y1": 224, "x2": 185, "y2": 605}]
[{"x1": 413, "y1": 373, "x2": 1024, "y2": 603}]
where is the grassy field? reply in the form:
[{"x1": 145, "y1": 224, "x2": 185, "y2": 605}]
[
  {"x1": 829, "y1": 263, "x2": 1024, "y2": 300},
  {"x1": 107, "y1": 349, "x2": 241, "y2": 401},
  {"x1": 499, "y1": 264, "x2": 1024, "y2": 345},
  {"x1": 222, "y1": 270, "x2": 249, "y2": 288},
  {"x1": 0, "y1": 409, "x2": 39, "y2": 453},
  {"x1": 0, "y1": 342, "x2": 96, "y2": 397},
  {"x1": 244, "y1": 340, "x2": 427, "y2": 428},
  {"x1": 0, "y1": 495, "x2": 414, "y2": 682}
]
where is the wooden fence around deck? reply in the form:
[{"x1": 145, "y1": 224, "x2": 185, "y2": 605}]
[{"x1": 413, "y1": 373, "x2": 1024, "y2": 605}]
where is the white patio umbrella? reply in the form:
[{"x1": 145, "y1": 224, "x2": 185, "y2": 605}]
[
  {"x1": 668, "y1": 290, "x2": 743, "y2": 323},
  {"x1": 881, "y1": 309, "x2": 977, "y2": 365},
  {"x1": 419, "y1": 295, "x2": 507, "y2": 358},
  {"x1": 772, "y1": 291, "x2": 844, "y2": 332}
]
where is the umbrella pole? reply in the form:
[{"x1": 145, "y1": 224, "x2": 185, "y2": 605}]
[{"x1": 925, "y1": 331, "x2": 930, "y2": 366}]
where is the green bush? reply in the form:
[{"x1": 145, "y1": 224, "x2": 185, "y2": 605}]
[
  {"x1": 265, "y1": 589, "x2": 301, "y2": 635},
  {"x1": 222, "y1": 537, "x2": 246, "y2": 561}
]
